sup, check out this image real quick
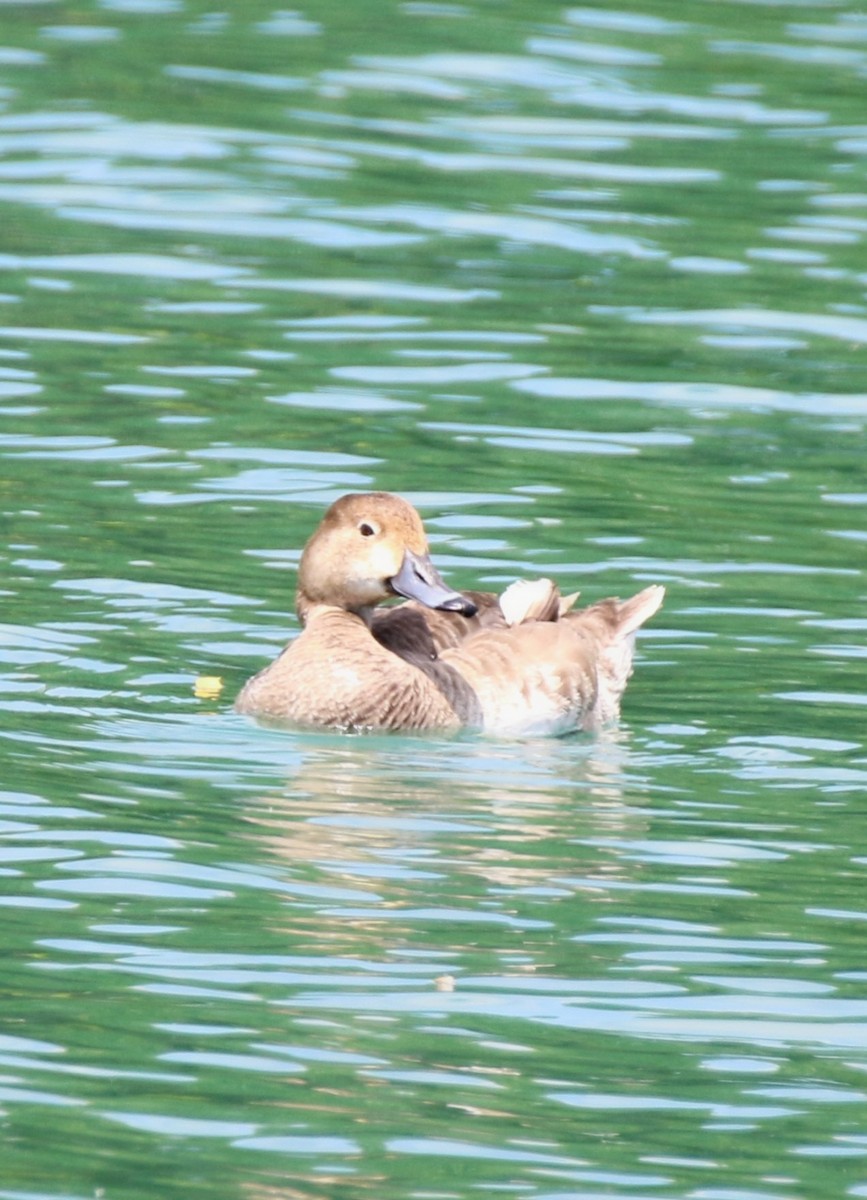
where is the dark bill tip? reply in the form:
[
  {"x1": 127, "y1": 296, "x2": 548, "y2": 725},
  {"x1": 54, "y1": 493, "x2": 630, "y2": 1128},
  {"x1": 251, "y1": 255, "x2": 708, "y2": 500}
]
[{"x1": 435, "y1": 594, "x2": 478, "y2": 617}]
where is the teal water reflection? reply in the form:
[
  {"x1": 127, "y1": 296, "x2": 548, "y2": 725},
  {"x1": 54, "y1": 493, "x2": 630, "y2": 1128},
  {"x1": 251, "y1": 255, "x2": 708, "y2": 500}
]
[
  {"x1": 4, "y1": 722, "x2": 867, "y2": 1198},
  {"x1": 1, "y1": 0, "x2": 867, "y2": 1197}
]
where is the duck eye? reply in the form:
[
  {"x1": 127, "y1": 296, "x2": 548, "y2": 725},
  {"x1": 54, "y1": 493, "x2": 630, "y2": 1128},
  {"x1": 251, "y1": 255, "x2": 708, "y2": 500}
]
[{"x1": 358, "y1": 521, "x2": 378, "y2": 538}]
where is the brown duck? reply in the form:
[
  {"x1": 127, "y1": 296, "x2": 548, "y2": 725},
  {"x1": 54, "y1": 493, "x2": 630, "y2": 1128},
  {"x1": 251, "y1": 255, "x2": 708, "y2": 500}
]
[{"x1": 235, "y1": 492, "x2": 664, "y2": 735}]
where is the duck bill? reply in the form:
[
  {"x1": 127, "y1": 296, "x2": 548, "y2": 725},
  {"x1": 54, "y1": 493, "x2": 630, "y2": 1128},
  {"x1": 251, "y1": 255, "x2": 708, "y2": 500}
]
[{"x1": 389, "y1": 549, "x2": 478, "y2": 616}]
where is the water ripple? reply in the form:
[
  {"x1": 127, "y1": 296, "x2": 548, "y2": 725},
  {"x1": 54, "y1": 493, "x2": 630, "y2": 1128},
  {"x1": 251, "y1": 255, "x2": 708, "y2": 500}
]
[{"x1": 514, "y1": 374, "x2": 867, "y2": 415}]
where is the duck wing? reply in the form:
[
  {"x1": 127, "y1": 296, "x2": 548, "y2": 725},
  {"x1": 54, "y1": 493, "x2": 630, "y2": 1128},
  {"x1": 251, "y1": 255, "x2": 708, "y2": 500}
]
[
  {"x1": 371, "y1": 589, "x2": 505, "y2": 660},
  {"x1": 372, "y1": 578, "x2": 578, "y2": 662},
  {"x1": 437, "y1": 584, "x2": 664, "y2": 735}
]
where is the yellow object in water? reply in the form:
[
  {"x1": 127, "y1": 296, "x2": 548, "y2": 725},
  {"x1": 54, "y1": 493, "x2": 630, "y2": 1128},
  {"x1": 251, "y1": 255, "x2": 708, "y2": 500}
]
[{"x1": 194, "y1": 675, "x2": 224, "y2": 701}]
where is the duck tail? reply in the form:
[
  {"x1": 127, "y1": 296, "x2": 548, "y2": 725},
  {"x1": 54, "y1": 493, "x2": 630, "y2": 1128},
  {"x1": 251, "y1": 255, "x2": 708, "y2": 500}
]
[
  {"x1": 584, "y1": 584, "x2": 665, "y2": 727},
  {"x1": 612, "y1": 584, "x2": 665, "y2": 637}
]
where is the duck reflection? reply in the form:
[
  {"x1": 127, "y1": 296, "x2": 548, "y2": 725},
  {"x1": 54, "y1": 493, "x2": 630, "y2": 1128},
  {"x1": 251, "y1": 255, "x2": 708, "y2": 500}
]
[{"x1": 238, "y1": 729, "x2": 651, "y2": 912}]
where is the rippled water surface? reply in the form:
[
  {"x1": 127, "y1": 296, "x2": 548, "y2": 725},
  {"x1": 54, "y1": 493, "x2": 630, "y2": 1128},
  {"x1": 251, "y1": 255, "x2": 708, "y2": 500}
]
[{"x1": 2, "y1": 1, "x2": 867, "y2": 1197}]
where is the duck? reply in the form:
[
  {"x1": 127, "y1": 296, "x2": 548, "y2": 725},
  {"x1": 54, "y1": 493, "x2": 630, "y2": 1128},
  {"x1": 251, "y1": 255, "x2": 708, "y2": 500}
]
[{"x1": 235, "y1": 491, "x2": 664, "y2": 736}]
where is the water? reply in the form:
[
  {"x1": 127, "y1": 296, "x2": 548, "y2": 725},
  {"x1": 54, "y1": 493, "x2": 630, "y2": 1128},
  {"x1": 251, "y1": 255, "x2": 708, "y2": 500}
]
[{"x1": 1, "y1": 0, "x2": 867, "y2": 1197}]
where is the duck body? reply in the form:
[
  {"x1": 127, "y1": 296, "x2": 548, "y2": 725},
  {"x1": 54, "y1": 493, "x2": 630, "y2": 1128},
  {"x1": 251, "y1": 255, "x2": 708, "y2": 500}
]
[
  {"x1": 235, "y1": 492, "x2": 664, "y2": 736},
  {"x1": 242, "y1": 604, "x2": 480, "y2": 732}
]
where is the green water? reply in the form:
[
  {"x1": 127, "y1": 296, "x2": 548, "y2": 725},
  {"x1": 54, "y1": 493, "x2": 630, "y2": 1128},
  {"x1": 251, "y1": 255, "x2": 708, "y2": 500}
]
[{"x1": 1, "y1": 0, "x2": 867, "y2": 1197}]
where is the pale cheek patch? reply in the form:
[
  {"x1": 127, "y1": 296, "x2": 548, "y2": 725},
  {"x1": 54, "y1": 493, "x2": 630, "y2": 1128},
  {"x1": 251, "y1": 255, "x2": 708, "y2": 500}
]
[{"x1": 367, "y1": 540, "x2": 403, "y2": 582}]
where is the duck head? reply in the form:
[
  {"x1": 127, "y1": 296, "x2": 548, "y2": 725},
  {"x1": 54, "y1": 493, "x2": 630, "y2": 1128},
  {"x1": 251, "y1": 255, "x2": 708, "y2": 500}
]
[{"x1": 296, "y1": 492, "x2": 478, "y2": 622}]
